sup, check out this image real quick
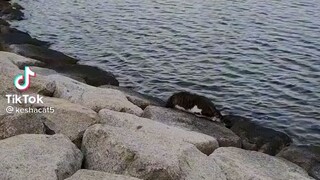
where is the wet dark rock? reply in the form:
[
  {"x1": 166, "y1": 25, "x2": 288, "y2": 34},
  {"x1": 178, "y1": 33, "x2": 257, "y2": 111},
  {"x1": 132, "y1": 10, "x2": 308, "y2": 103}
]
[
  {"x1": 0, "y1": 27, "x2": 50, "y2": 47},
  {"x1": 0, "y1": 25, "x2": 27, "y2": 34},
  {"x1": 277, "y1": 145, "x2": 320, "y2": 180},
  {"x1": 0, "y1": 6, "x2": 24, "y2": 20},
  {"x1": 100, "y1": 85, "x2": 166, "y2": 108},
  {"x1": 222, "y1": 115, "x2": 292, "y2": 155},
  {"x1": 0, "y1": 1, "x2": 11, "y2": 11},
  {"x1": 50, "y1": 64, "x2": 119, "y2": 86},
  {"x1": 0, "y1": 19, "x2": 9, "y2": 26},
  {"x1": 4, "y1": 44, "x2": 78, "y2": 65},
  {"x1": 11, "y1": 2, "x2": 24, "y2": 10}
]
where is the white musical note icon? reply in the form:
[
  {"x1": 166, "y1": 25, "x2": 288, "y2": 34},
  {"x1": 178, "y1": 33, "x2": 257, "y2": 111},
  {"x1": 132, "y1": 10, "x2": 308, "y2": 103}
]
[{"x1": 14, "y1": 66, "x2": 36, "y2": 91}]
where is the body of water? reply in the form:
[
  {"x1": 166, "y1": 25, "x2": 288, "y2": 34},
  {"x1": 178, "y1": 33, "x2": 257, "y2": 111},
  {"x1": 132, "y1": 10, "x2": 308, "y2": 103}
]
[{"x1": 12, "y1": 0, "x2": 320, "y2": 145}]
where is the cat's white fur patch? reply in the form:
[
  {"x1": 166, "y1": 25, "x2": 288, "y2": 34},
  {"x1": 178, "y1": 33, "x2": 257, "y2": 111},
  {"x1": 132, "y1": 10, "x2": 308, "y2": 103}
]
[
  {"x1": 175, "y1": 105, "x2": 202, "y2": 114},
  {"x1": 175, "y1": 105, "x2": 220, "y2": 122},
  {"x1": 175, "y1": 105, "x2": 186, "y2": 111},
  {"x1": 211, "y1": 116, "x2": 221, "y2": 122},
  {"x1": 189, "y1": 105, "x2": 202, "y2": 114}
]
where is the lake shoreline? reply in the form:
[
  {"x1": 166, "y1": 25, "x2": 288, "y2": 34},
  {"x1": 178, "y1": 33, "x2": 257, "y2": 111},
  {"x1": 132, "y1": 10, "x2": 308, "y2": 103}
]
[{"x1": 1, "y1": 1, "x2": 319, "y2": 179}]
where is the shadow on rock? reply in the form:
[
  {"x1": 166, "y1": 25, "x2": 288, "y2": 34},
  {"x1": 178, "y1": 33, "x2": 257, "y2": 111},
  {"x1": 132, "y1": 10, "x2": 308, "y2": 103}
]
[{"x1": 222, "y1": 115, "x2": 292, "y2": 155}]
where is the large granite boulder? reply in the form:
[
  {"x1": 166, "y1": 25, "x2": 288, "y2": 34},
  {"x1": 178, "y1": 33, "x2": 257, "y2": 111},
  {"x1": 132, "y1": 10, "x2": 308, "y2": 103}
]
[
  {"x1": 0, "y1": 134, "x2": 83, "y2": 180},
  {"x1": 100, "y1": 85, "x2": 166, "y2": 109},
  {"x1": 50, "y1": 74, "x2": 143, "y2": 115},
  {"x1": 0, "y1": 96, "x2": 8, "y2": 117},
  {"x1": 222, "y1": 115, "x2": 292, "y2": 155},
  {"x1": 211, "y1": 147, "x2": 314, "y2": 180},
  {"x1": 5, "y1": 44, "x2": 78, "y2": 65},
  {"x1": 277, "y1": 145, "x2": 320, "y2": 180},
  {"x1": 65, "y1": 170, "x2": 141, "y2": 180},
  {"x1": 0, "y1": 112, "x2": 45, "y2": 140},
  {"x1": 0, "y1": 52, "x2": 56, "y2": 96},
  {"x1": 141, "y1": 105, "x2": 241, "y2": 147},
  {"x1": 98, "y1": 109, "x2": 219, "y2": 155},
  {"x1": 30, "y1": 96, "x2": 100, "y2": 147},
  {"x1": 82, "y1": 124, "x2": 225, "y2": 180}
]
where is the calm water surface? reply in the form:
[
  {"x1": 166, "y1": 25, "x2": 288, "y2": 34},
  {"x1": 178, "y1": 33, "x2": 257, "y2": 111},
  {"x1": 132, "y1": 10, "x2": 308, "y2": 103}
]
[{"x1": 12, "y1": 0, "x2": 320, "y2": 145}]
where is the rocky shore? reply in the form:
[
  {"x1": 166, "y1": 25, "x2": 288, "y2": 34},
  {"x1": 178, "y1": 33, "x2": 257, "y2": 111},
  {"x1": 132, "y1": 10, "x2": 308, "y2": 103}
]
[{"x1": 1, "y1": 0, "x2": 319, "y2": 179}]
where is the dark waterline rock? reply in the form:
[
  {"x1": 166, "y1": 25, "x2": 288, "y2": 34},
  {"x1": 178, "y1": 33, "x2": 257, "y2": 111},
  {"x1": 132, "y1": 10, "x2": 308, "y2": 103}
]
[
  {"x1": 51, "y1": 64, "x2": 119, "y2": 86},
  {"x1": 0, "y1": 26, "x2": 50, "y2": 47},
  {"x1": 277, "y1": 145, "x2": 320, "y2": 180},
  {"x1": 4, "y1": 44, "x2": 79, "y2": 65},
  {"x1": 0, "y1": 19, "x2": 9, "y2": 26},
  {"x1": 11, "y1": 2, "x2": 24, "y2": 10},
  {"x1": 222, "y1": 115, "x2": 292, "y2": 155},
  {"x1": 0, "y1": 1, "x2": 24, "y2": 20}
]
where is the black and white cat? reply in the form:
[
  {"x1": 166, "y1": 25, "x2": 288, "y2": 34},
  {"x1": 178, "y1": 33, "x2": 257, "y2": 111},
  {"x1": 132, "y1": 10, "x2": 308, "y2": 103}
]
[{"x1": 166, "y1": 92, "x2": 223, "y2": 122}]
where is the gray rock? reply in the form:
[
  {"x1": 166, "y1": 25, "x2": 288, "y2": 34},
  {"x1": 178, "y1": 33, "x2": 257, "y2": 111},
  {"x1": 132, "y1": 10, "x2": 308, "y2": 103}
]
[
  {"x1": 1, "y1": 95, "x2": 45, "y2": 140},
  {"x1": 277, "y1": 145, "x2": 320, "y2": 180},
  {"x1": 98, "y1": 109, "x2": 219, "y2": 155},
  {"x1": 0, "y1": 113, "x2": 45, "y2": 140},
  {"x1": 0, "y1": 96, "x2": 10, "y2": 117},
  {"x1": 50, "y1": 74, "x2": 143, "y2": 115},
  {"x1": 29, "y1": 66, "x2": 58, "y2": 76},
  {"x1": 0, "y1": 52, "x2": 56, "y2": 96},
  {"x1": 0, "y1": 134, "x2": 83, "y2": 180},
  {"x1": 31, "y1": 96, "x2": 100, "y2": 147},
  {"x1": 65, "y1": 170, "x2": 142, "y2": 180},
  {"x1": 211, "y1": 147, "x2": 314, "y2": 180},
  {"x1": 82, "y1": 124, "x2": 225, "y2": 180},
  {"x1": 142, "y1": 105, "x2": 241, "y2": 147},
  {"x1": 100, "y1": 85, "x2": 166, "y2": 109},
  {"x1": 222, "y1": 115, "x2": 292, "y2": 155},
  {"x1": 6, "y1": 44, "x2": 78, "y2": 65}
]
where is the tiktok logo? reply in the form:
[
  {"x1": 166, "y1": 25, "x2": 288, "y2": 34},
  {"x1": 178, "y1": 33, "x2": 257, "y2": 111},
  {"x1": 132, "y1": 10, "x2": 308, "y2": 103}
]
[{"x1": 13, "y1": 66, "x2": 36, "y2": 91}]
